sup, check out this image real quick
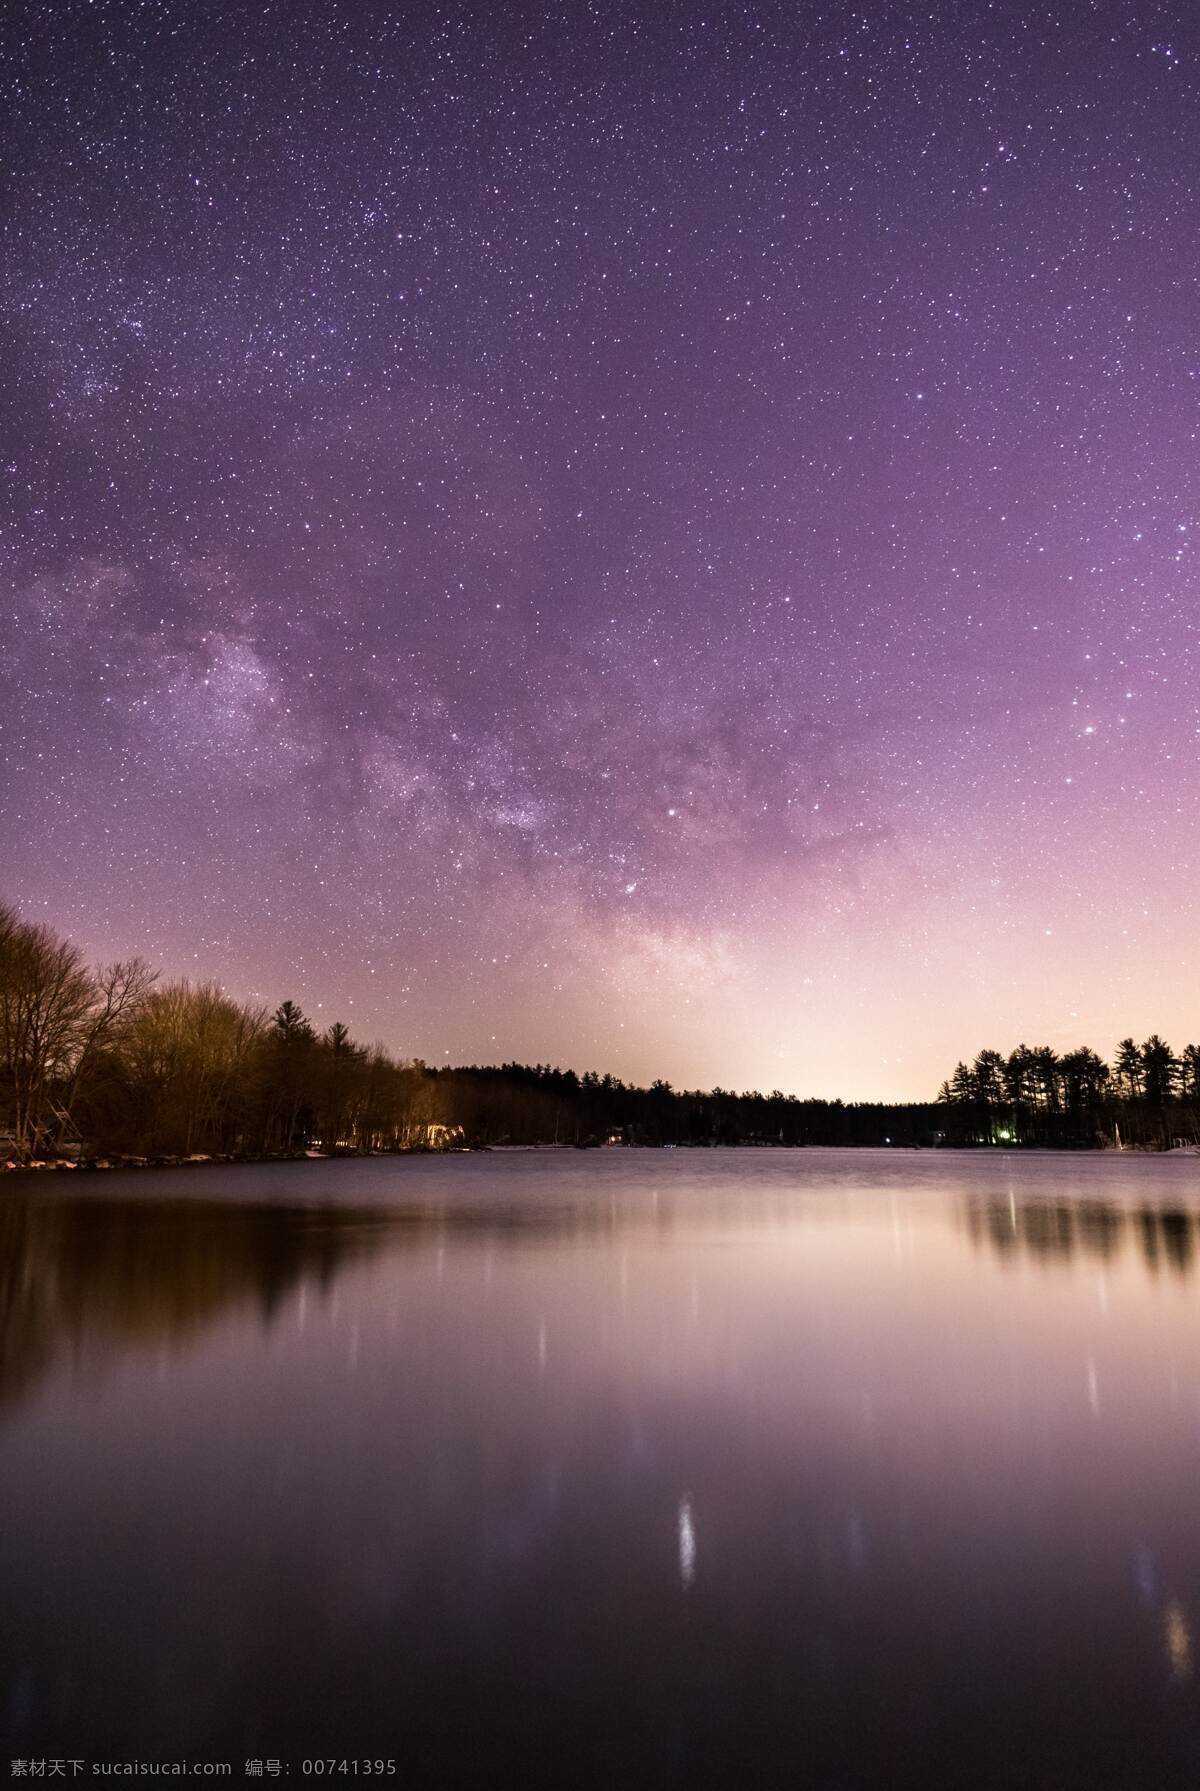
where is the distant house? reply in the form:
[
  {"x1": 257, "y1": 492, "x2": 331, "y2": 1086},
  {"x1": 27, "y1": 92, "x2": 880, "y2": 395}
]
[{"x1": 423, "y1": 1123, "x2": 465, "y2": 1149}]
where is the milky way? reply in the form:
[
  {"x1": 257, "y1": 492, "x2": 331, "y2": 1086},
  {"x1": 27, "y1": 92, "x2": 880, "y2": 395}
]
[{"x1": 2, "y1": 1, "x2": 1197, "y2": 1098}]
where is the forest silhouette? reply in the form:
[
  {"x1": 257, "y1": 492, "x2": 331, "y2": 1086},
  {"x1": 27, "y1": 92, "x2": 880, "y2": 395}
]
[{"x1": 2, "y1": 901, "x2": 1197, "y2": 1162}]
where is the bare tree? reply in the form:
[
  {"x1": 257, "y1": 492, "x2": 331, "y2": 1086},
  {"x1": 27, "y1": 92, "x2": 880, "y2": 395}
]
[
  {"x1": 0, "y1": 906, "x2": 98, "y2": 1159},
  {"x1": 123, "y1": 981, "x2": 268, "y2": 1155},
  {"x1": 56, "y1": 957, "x2": 158, "y2": 1149}
]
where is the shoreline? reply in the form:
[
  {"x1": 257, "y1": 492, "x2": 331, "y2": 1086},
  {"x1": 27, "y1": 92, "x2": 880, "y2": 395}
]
[{"x1": 5, "y1": 1140, "x2": 1198, "y2": 1177}]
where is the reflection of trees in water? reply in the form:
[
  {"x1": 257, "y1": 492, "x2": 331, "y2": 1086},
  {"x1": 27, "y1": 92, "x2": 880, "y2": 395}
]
[
  {"x1": 963, "y1": 1197, "x2": 1198, "y2": 1276},
  {"x1": 0, "y1": 1187, "x2": 662, "y2": 1420},
  {"x1": 0, "y1": 1194, "x2": 396, "y2": 1418}
]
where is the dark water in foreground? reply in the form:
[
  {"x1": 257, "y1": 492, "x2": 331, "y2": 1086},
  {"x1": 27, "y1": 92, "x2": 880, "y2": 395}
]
[{"x1": 4, "y1": 1149, "x2": 1200, "y2": 1788}]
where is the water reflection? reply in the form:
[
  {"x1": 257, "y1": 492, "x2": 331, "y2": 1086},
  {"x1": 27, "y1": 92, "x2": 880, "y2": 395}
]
[
  {"x1": 0, "y1": 1177, "x2": 702, "y2": 1418},
  {"x1": 677, "y1": 1497, "x2": 696, "y2": 1589},
  {"x1": 963, "y1": 1195, "x2": 1200, "y2": 1275},
  {"x1": 1165, "y1": 1599, "x2": 1194, "y2": 1680},
  {"x1": 5, "y1": 1153, "x2": 1200, "y2": 1786},
  {"x1": 0, "y1": 1191, "x2": 393, "y2": 1416}
]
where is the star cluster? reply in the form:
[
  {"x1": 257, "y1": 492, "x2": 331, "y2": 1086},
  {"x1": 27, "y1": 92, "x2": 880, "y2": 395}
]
[{"x1": 2, "y1": 0, "x2": 1197, "y2": 1097}]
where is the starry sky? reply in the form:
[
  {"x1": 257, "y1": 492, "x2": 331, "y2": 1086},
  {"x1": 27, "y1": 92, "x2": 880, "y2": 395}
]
[{"x1": 2, "y1": 0, "x2": 1198, "y2": 1100}]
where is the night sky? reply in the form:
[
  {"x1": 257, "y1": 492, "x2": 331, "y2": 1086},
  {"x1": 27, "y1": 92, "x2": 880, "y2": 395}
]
[{"x1": 2, "y1": 1, "x2": 1198, "y2": 1100}]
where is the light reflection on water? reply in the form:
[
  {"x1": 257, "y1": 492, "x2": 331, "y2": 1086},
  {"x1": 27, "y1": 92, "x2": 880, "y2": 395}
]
[{"x1": 2, "y1": 1148, "x2": 1200, "y2": 1787}]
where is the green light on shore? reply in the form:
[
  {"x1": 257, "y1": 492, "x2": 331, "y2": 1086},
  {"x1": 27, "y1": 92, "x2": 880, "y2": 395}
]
[{"x1": 997, "y1": 1128, "x2": 1013, "y2": 1142}]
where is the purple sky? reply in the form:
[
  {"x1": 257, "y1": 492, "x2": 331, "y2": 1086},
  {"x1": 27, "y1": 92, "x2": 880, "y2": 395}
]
[{"x1": 2, "y1": 0, "x2": 1198, "y2": 1099}]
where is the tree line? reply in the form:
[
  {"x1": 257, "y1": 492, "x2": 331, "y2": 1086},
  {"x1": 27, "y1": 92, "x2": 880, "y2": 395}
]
[
  {"x1": 1, "y1": 900, "x2": 1196, "y2": 1163},
  {"x1": 0, "y1": 902, "x2": 439, "y2": 1163},
  {"x1": 939, "y1": 1039, "x2": 1200, "y2": 1149}
]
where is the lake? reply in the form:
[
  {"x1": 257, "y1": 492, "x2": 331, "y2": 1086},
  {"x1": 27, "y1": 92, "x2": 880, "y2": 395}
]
[{"x1": 3, "y1": 1148, "x2": 1200, "y2": 1787}]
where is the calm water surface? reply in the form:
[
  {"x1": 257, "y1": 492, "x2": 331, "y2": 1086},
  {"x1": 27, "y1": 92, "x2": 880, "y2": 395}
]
[{"x1": 4, "y1": 1148, "x2": 1200, "y2": 1787}]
